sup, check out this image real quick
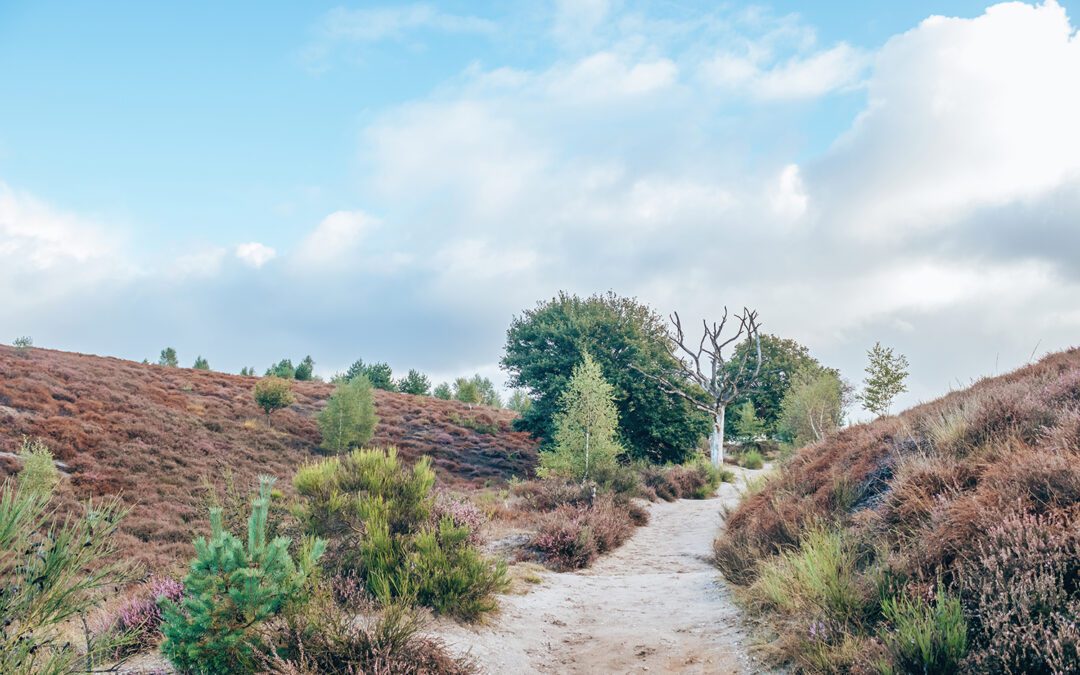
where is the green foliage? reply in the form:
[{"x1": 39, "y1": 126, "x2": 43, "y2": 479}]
[
  {"x1": 13, "y1": 336, "x2": 32, "y2": 349},
  {"x1": 725, "y1": 334, "x2": 824, "y2": 437},
  {"x1": 192, "y1": 355, "x2": 210, "y2": 370},
  {"x1": 740, "y1": 449, "x2": 765, "y2": 470},
  {"x1": 432, "y1": 382, "x2": 453, "y2": 400},
  {"x1": 16, "y1": 437, "x2": 60, "y2": 497},
  {"x1": 859, "y1": 342, "x2": 909, "y2": 417},
  {"x1": 397, "y1": 369, "x2": 431, "y2": 395},
  {"x1": 293, "y1": 448, "x2": 507, "y2": 621},
  {"x1": 343, "y1": 359, "x2": 397, "y2": 391},
  {"x1": 161, "y1": 477, "x2": 325, "y2": 674},
  {"x1": 318, "y1": 375, "x2": 378, "y2": 453},
  {"x1": 879, "y1": 585, "x2": 968, "y2": 674},
  {"x1": 449, "y1": 413, "x2": 500, "y2": 435},
  {"x1": 240, "y1": 366, "x2": 254, "y2": 376},
  {"x1": 778, "y1": 366, "x2": 850, "y2": 448},
  {"x1": 266, "y1": 358, "x2": 296, "y2": 379},
  {"x1": 751, "y1": 525, "x2": 871, "y2": 627},
  {"x1": 253, "y1": 376, "x2": 295, "y2": 423},
  {"x1": 158, "y1": 347, "x2": 178, "y2": 367},
  {"x1": 452, "y1": 374, "x2": 501, "y2": 407},
  {"x1": 539, "y1": 353, "x2": 624, "y2": 483},
  {"x1": 733, "y1": 401, "x2": 766, "y2": 441},
  {"x1": 0, "y1": 478, "x2": 132, "y2": 674},
  {"x1": 502, "y1": 291, "x2": 708, "y2": 463},
  {"x1": 294, "y1": 355, "x2": 315, "y2": 381},
  {"x1": 506, "y1": 389, "x2": 532, "y2": 414}
]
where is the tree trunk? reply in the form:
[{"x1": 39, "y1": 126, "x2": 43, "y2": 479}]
[
  {"x1": 710, "y1": 406, "x2": 725, "y2": 467},
  {"x1": 584, "y1": 429, "x2": 591, "y2": 483}
]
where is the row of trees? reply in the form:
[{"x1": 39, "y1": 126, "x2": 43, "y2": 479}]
[{"x1": 502, "y1": 292, "x2": 911, "y2": 465}]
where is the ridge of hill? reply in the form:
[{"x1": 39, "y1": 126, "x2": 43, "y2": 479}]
[
  {"x1": 715, "y1": 347, "x2": 1079, "y2": 672},
  {"x1": 0, "y1": 345, "x2": 538, "y2": 571}
]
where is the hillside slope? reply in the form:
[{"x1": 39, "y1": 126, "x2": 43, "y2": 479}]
[
  {"x1": 0, "y1": 346, "x2": 538, "y2": 571},
  {"x1": 715, "y1": 348, "x2": 1079, "y2": 673}
]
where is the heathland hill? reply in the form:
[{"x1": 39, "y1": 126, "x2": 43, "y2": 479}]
[{"x1": 0, "y1": 345, "x2": 537, "y2": 571}]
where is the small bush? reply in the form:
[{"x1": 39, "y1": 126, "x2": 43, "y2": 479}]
[
  {"x1": 431, "y1": 491, "x2": 486, "y2": 546},
  {"x1": 511, "y1": 479, "x2": 593, "y2": 512},
  {"x1": 530, "y1": 508, "x2": 598, "y2": 571},
  {"x1": 264, "y1": 593, "x2": 475, "y2": 675},
  {"x1": 740, "y1": 449, "x2": 764, "y2": 470},
  {"x1": 294, "y1": 448, "x2": 506, "y2": 621},
  {"x1": 161, "y1": 476, "x2": 325, "y2": 674},
  {"x1": 13, "y1": 336, "x2": 32, "y2": 349},
  {"x1": 253, "y1": 376, "x2": 295, "y2": 425},
  {"x1": 529, "y1": 496, "x2": 635, "y2": 570},
  {"x1": 104, "y1": 576, "x2": 185, "y2": 657},
  {"x1": 879, "y1": 585, "x2": 968, "y2": 674},
  {"x1": 16, "y1": 436, "x2": 60, "y2": 496},
  {"x1": 667, "y1": 458, "x2": 729, "y2": 499}
]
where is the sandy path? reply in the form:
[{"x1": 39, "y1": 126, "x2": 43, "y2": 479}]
[{"x1": 436, "y1": 471, "x2": 770, "y2": 674}]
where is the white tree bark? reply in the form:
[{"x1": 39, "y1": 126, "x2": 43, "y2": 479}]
[{"x1": 710, "y1": 405, "x2": 725, "y2": 467}]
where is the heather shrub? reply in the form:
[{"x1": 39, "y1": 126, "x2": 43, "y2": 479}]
[
  {"x1": 104, "y1": 576, "x2": 185, "y2": 657},
  {"x1": 431, "y1": 490, "x2": 486, "y2": 546},
  {"x1": 878, "y1": 585, "x2": 968, "y2": 675},
  {"x1": 511, "y1": 478, "x2": 593, "y2": 512},
  {"x1": 584, "y1": 493, "x2": 634, "y2": 552},
  {"x1": 293, "y1": 448, "x2": 506, "y2": 621},
  {"x1": 530, "y1": 507, "x2": 598, "y2": 571},
  {"x1": 955, "y1": 510, "x2": 1079, "y2": 674},
  {"x1": 666, "y1": 457, "x2": 729, "y2": 499},
  {"x1": 263, "y1": 592, "x2": 475, "y2": 675},
  {"x1": 161, "y1": 476, "x2": 325, "y2": 674}
]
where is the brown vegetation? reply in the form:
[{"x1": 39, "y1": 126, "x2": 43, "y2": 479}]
[
  {"x1": 715, "y1": 348, "x2": 1080, "y2": 672},
  {"x1": 0, "y1": 346, "x2": 537, "y2": 574}
]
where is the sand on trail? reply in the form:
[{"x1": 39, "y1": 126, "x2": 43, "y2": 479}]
[{"x1": 435, "y1": 470, "x2": 772, "y2": 674}]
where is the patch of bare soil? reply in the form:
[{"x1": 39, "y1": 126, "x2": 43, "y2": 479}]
[{"x1": 435, "y1": 469, "x2": 774, "y2": 674}]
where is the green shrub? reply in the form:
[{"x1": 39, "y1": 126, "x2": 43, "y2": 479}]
[
  {"x1": 318, "y1": 375, "x2": 378, "y2": 453},
  {"x1": 294, "y1": 448, "x2": 506, "y2": 621},
  {"x1": 740, "y1": 449, "x2": 765, "y2": 470},
  {"x1": 192, "y1": 355, "x2": 210, "y2": 370},
  {"x1": 253, "y1": 376, "x2": 295, "y2": 425},
  {"x1": 750, "y1": 525, "x2": 870, "y2": 626},
  {"x1": 448, "y1": 412, "x2": 500, "y2": 435},
  {"x1": 161, "y1": 477, "x2": 325, "y2": 674},
  {"x1": 878, "y1": 585, "x2": 967, "y2": 675},
  {"x1": 158, "y1": 347, "x2": 178, "y2": 367},
  {"x1": 13, "y1": 336, "x2": 32, "y2": 349},
  {"x1": 16, "y1": 436, "x2": 60, "y2": 496},
  {"x1": 0, "y1": 480, "x2": 132, "y2": 674}
]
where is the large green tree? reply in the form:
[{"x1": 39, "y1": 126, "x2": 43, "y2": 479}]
[
  {"x1": 502, "y1": 292, "x2": 708, "y2": 463},
  {"x1": 318, "y1": 375, "x2": 378, "y2": 453},
  {"x1": 725, "y1": 334, "x2": 826, "y2": 437}
]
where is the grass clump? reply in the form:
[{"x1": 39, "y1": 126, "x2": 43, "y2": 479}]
[
  {"x1": 16, "y1": 436, "x2": 60, "y2": 496},
  {"x1": 740, "y1": 449, "x2": 765, "y2": 470},
  {"x1": 293, "y1": 447, "x2": 507, "y2": 621},
  {"x1": 878, "y1": 585, "x2": 967, "y2": 675}
]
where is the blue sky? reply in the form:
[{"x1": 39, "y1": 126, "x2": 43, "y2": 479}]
[{"x1": 3, "y1": 1, "x2": 1080, "y2": 414}]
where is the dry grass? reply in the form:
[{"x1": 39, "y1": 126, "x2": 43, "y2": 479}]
[
  {"x1": 0, "y1": 346, "x2": 538, "y2": 575},
  {"x1": 715, "y1": 347, "x2": 1080, "y2": 672}
]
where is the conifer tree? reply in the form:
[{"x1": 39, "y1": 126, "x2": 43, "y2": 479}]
[
  {"x1": 294, "y1": 355, "x2": 315, "y2": 381},
  {"x1": 540, "y1": 353, "x2": 624, "y2": 483},
  {"x1": 161, "y1": 476, "x2": 325, "y2": 674},
  {"x1": 318, "y1": 375, "x2": 378, "y2": 453},
  {"x1": 158, "y1": 347, "x2": 178, "y2": 367},
  {"x1": 733, "y1": 401, "x2": 766, "y2": 442},
  {"x1": 192, "y1": 355, "x2": 210, "y2": 370}
]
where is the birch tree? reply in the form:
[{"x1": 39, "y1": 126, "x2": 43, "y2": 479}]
[
  {"x1": 639, "y1": 308, "x2": 762, "y2": 467},
  {"x1": 540, "y1": 352, "x2": 623, "y2": 483}
]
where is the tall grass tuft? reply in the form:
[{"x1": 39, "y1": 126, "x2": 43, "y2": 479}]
[{"x1": 878, "y1": 585, "x2": 967, "y2": 674}]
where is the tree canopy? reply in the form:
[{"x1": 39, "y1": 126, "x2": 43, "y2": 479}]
[
  {"x1": 859, "y1": 342, "x2": 909, "y2": 417},
  {"x1": 397, "y1": 369, "x2": 432, "y2": 396},
  {"x1": 343, "y1": 359, "x2": 397, "y2": 391},
  {"x1": 502, "y1": 292, "x2": 708, "y2": 463},
  {"x1": 540, "y1": 353, "x2": 623, "y2": 482},
  {"x1": 725, "y1": 334, "x2": 823, "y2": 437},
  {"x1": 318, "y1": 375, "x2": 378, "y2": 453}
]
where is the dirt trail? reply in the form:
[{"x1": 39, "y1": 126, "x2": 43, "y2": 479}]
[{"x1": 436, "y1": 470, "x2": 770, "y2": 674}]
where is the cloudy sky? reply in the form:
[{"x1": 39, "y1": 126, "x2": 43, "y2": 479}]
[{"x1": 2, "y1": 0, "x2": 1079, "y2": 416}]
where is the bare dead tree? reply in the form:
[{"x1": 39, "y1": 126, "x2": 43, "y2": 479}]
[{"x1": 638, "y1": 307, "x2": 762, "y2": 467}]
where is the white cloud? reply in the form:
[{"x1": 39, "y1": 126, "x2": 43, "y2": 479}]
[
  {"x1": 293, "y1": 210, "x2": 377, "y2": 268},
  {"x1": 703, "y1": 42, "x2": 868, "y2": 100},
  {"x1": 0, "y1": 181, "x2": 118, "y2": 270},
  {"x1": 811, "y1": 0, "x2": 1080, "y2": 239},
  {"x1": 170, "y1": 247, "x2": 227, "y2": 279},
  {"x1": 235, "y1": 242, "x2": 276, "y2": 268},
  {"x1": 770, "y1": 164, "x2": 808, "y2": 220},
  {"x1": 547, "y1": 52, "x2": 678, "y2": 102}
]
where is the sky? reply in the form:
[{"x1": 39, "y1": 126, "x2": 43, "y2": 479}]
[{"x1": 2, "y1": 0, "x2": 1079, "y2": 416}]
